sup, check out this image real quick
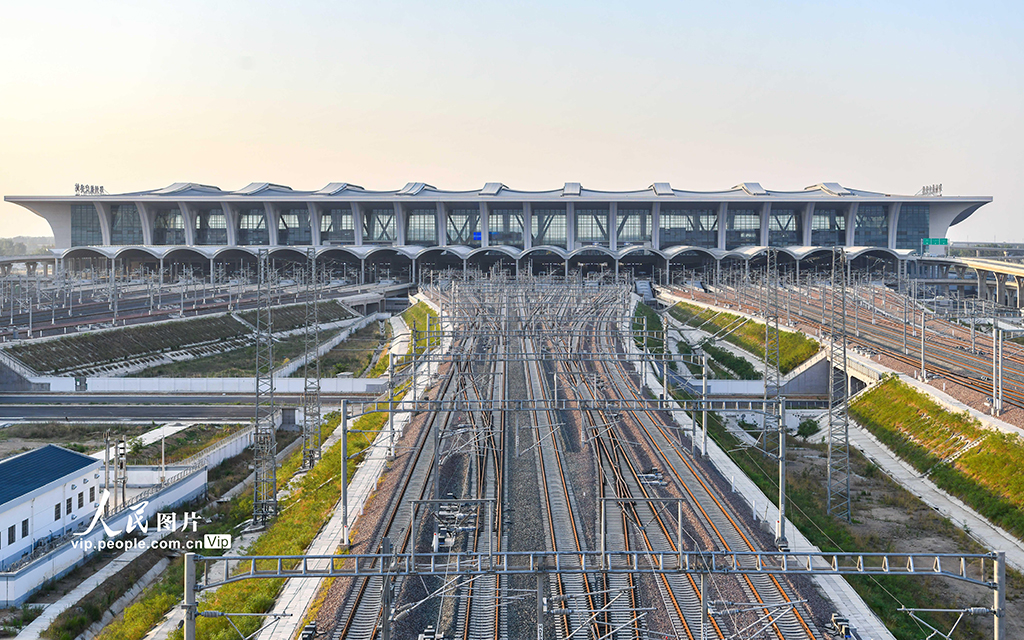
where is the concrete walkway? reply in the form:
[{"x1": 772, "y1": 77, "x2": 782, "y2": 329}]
[
  {"x1": 18, "y1": 529, "x2": 171, "y2": 639},
  {"x1": 388, "y1": 314, "x2": 410, "y2": 358},
  {"x1": 91, "y1": 422, "x2": 195, "y2": 461}
]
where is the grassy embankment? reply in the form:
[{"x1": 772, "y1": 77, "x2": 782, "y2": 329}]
[
  {"x1": 131, "y1": 329, "x2": 343, "y2": 378},
  {"x1": 238, "y1": 300, "x2": 352, "y2": 332},
  {"x1": 674, "y1": 388, "x2": 999, "y2": 639},
  {"x1": 8, "y1": 315, "x2": 247, "y2": 375},
  {"x1": 850, "y1": 376, "x2": 1024, "y2": 540},
  {"x1": 289, "y1": 323, "x2": 386, "y2": 378},
  {"x1": 667, "y1": 301, "x2": 819, "y2": 374},
  {"x1": 371, "y1": 301, "x2": 439, "y2": 377},
  {"x1": 128, "y1": 423, "x2": 247, "y2": 465}
]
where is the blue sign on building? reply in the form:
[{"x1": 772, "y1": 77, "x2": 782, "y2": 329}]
[{"x1": 473, "y1": 232, "x2": 482, "y2": 241}]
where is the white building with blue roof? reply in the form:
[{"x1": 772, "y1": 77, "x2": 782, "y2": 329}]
[{"x1": 0, "y1": 444, "x2": 102, "y2": 571}]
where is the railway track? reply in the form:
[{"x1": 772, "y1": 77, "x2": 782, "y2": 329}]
[
  {"x1": 674, "y1": 280, "x2": 1024, "y2": 410},
  {"x1": 330, "y1": 277, "x2": 827, "y2": 639}
]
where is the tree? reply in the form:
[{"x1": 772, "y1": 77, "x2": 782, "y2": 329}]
[{"x1": 797, "y1": 417, "x2": 820, "y2": 439}]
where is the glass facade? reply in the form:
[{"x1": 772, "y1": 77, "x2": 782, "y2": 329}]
[
  {"x1": 71, "y1": 204, "x2": 102, "y2": 247},
  {"x1": 576, "y1": 206, "x2": 609, "y2": 245},
  {"x1": 811, "y1": 208, "x2": 846, "y2": 246},
  {"x1": 363, "y1": 206, "x2": 395, "y2": 244},
  {"x1": 768, "y1": 207, "x2": 800, "y2": 246},
  {"x1": 725, "y1": 207, "x2": 760, "y2": 250},
  {"x1": 195, "y1": 208, "x2": 228, "y2": 245},
  {"x1": 531, "y1": 206, "x2": 567, "y2": 248},
  {"x1": 617, "y1": 206, "x2": 651, "y2": 246},
  {"x1": 321, "y1": 207, "x2": 354, "y2": 244},
  {"x1": 406, "y1": 207, "x2": 437, "y2": 245},
  {"x1": 110, "y1": 204, "x2": 143, "y2": 245},
  {"x1": 488, "y1": 206, "x2": 524, "y2": 247},
  {"x1": 446, "y1": 206, "x2": 480, "y2": 246},
  {"x1": 238, "y1": 208, "x2": 268, "y2": 245},
  {"x1": 659, "y1": 206, "x2": 717, "y2": 248},
  {"x1": 153, "y1": 209, "x2": 185, "y2": 245},
  {"x1": 854, "y1": 205, "x2": 888, "y2": 247},
  {"x1": 278, "y1": 208, "x2": 311, "y2": 246},
  {"x1": 896, "y1": 204, "x2": 930, "y2": 250}
]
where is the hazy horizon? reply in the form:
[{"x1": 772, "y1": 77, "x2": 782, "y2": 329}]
[{"x1": 2, "y1": 1, "x2": 1020, "y2": 242}]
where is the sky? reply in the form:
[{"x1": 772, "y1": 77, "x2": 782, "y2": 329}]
[{"x1": 1, "y1": 0, "x2": 1021, "y2": 241}]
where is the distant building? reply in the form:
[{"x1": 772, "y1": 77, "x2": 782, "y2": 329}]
[
  {"x1": 5, "y1": 181, "x2": 991, "y2": 279},
  {"x1": 0, "y1": 445, "x2": 102, "y2": 570}
]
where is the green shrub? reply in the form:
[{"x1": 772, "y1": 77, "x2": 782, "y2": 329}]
[
  {"x1": 797, "y1": 417, "x2": 821, "y2": 439},
  {"x1": 704, "y1": 343, "x2": 760, "y2": 380}
]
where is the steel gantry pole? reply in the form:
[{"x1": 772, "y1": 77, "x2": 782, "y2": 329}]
[
  {"x1": 252, "y1": 249, "x2": 278, "y2": 527},
  {"x1": 921, "y1": 311, "x2": 927, "y2": 380},
  {"x1": 761, "y1": 247, "x2": 781, "y2": 461},
  {"x1": 301, "y1": 248, "x2": 322, "y2": 470},
  {"x1": 341, "y1": 399, "x2": 350, "y2": 546},
  {"x1": 826, "y1": 248, "x2": 851, "y2": 521}
]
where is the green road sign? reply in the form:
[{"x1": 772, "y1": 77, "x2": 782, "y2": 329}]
[{"x1": 922, "y1": 238, "x2": 949, "y2": 246}]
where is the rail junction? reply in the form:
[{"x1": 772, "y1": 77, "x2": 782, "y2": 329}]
[{"x1": 178, "y1": 275, "x2": 1007, "y2": 640}]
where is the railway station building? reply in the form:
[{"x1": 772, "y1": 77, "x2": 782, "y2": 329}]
[{"x1": 4, "y1": 181, "x2": 991, "y2": 282}]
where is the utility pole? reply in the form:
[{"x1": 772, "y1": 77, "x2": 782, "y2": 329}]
[
  {"x1": 301, "y1": 248, "x2": 322, "y2": 470},
  {"x1": 826, "y1": 248, "x2": 851, "y2": 521},
  {"x1": 341, "y1": 400, "x2": 349, "y2": 546},
  {"x1": 921, "y1": 311, "x2": 928, "y2": 380},
  {"x1": 776, "y1": 397, "x2": 787, "y2": 548},
  {"x1": 252, "y1": 249, "x2": 278, "y2": 527}
]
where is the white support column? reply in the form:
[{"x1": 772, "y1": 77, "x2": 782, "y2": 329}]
[
  {"x1": 352, "y1": 202, "x2": 364, "y2": 246},
  {"x1": 436, "y1": 202, "x2": 447, "y2": 247},
  {"x1": 845, "y1": 203, "x2": 858, "y2": 246},
  {"x1": 523, "y1": 202, "x2": 533, "y2": 250},
  {"x1": 652, "y1": 201, "x2": 661, "y2": 251},
  {"x1": 479, "y1": 202, "x2": 489, "y2": 248},
  {"x1": 94, "y1": 201, "x2": 112, "y2": 245},
  {"x1": 307, "y1": 202, "x2": 322, "y2": 246},
  {"x1": 887, "y1": 202, "x2": 902, "y2": 251},
  {"x1": 760, "y1": 202, "x2": 771, "y2": 246},
  {"x1": 567, "y1": 201, "x2": 577, "y2": 251},
  {"x1": 221, "y1": 202, "x2": 239, "y2": 246},
  {"x1": 136, "y1": 201, "x2": 155, "y2": 246},
  {"x1": 608, "y1": 202, "x2": 617, "y2": 252},
  {"x1": 802, "y1": 203, "x2": 814, "y2": 246},
  {"x1": 716, "y1": 202, "x2": 728, "y2": 250},
  {"x1": 178, "y1": 202, "x2": 196, "y2": 246},
  {"x1": 263, "y1": 203, "x2": 279, "y2": 246},
  {"x1": 394, "y1": 202, "x2": 407, "y2": 246}
]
